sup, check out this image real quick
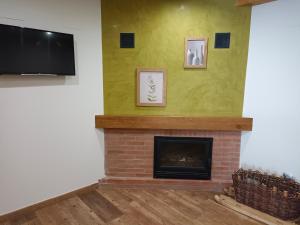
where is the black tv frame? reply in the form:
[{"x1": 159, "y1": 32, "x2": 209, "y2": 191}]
[{"x1": 0, "y1": 24, "x2": 76, "y2": 76}]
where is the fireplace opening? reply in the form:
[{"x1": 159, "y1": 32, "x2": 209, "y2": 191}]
[{"x1": 154, "y1": 136, "x2": 213, "y2": 180}]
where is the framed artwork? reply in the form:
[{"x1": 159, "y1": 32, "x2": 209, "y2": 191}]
[
  {"x1": 184, "y1": 37, "x2": 208, "y2": 68},
  {"x1": 136, "y1": 68, "x2": 167, "y2": 107}
]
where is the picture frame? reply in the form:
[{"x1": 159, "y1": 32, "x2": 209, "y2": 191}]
[
  {"x1": 136, "y1": 68, "x2": 167, "y2": 107},
  {"x1": 184, "y1": 37, "x2": 208, "y2": 69}
]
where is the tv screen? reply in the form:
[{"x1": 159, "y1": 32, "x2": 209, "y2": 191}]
[
  {"x1": 0, "y1": 24, "x2": 75, "y2": 76},
  {"x1": 0, "y1": 24, "x2": 22, "y2": 74}
]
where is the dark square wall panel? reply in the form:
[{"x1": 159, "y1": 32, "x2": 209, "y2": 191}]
[
  {"x1": 120, "y1": 33, "x2": 135, "y2": 48},
  {"x1": 215, "y1": 33, "x2": 231, "y2": 49}
]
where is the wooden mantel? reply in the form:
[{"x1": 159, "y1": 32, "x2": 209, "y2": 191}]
[
  {"x1": 95, "y1": 115, "x2": 253, "y2": 131},
  {"x1": 236, "y1": 0, "x2": 276, "y2": 6}
]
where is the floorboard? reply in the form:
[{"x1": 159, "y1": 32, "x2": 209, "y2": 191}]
[
  {"x1": 1, "y1": 186, "x2": 265, "y2": 225},
  {"x1": 79, "y1": 190, "x2": 123, "y2": 223}
]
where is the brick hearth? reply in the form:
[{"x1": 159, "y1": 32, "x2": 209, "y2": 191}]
[{"x1": 100, "y1": 129, "x2": 241, "y2": 191}]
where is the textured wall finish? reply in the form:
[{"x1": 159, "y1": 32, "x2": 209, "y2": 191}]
[
  {"x1": 241, "y1": 0, "x2": 300, "y2": 180},
  {"x1": 0, "y1": 0, "x2": 104, "y2": 215},
  {"x1": 102, "y1": 0, "x2": 251, "y2": 116}
]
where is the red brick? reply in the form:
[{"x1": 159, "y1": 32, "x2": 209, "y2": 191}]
[{"x1": 104, "y1": 129, "x2": 241, "y2": 190}]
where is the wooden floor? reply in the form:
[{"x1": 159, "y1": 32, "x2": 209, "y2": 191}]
[{"x1": 1, "y1": 186, "x2": 263, "y2": 225}]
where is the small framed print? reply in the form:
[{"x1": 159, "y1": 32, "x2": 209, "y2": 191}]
[
  {"x1": 184, "y1": 37, "x2": 208, "y2": 69},
  {"x1": 136, "y1": 68, "x2": 167, "y2": 107}
]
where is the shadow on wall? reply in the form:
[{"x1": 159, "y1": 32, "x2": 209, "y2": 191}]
[{"x1": 0, "y1": 74, "x2": 79, "y2": 88}]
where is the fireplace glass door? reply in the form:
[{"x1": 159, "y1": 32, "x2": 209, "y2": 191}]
[{"x1": 154, "y1": 136, "x2": 213, "y2": 180}]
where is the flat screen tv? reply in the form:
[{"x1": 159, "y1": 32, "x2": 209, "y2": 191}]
[{"x1": 0, "y1": 24, "x2": 75, "y2": 76}]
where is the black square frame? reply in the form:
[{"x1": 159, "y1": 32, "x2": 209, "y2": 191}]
[
  {"x1": 215, "y1": 33, "x2": 231, "y2": 49},
  {"x1": 120, "y1": 33, "x2": 135, "y2": 48}
]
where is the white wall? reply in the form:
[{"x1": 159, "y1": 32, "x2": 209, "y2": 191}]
[
  {"x1": 241, "y1": 0, "x2": 300, "y2": 180},
  {"x1": 0, "y1": 0, "x2": 104, "y2": 215}
]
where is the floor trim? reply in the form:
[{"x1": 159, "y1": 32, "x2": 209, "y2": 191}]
[
  {"x1": 0, "y1": 183, "x2": 98, "y2": 222},
  {"x1": 99, "y1": 177, "x2": 231, "y2": 192}
]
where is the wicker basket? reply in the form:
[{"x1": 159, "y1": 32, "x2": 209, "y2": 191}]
[{"x1": 232, "y1": 169, "x2": 300, "y2": 220}]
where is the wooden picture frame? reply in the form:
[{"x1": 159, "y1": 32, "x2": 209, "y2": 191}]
[
  {"x1": 136, "y1": 68, "x2": 167, "y2": 107},
  {"x1": 184, "y1": 37, "x2": 208, "y2": 69}
]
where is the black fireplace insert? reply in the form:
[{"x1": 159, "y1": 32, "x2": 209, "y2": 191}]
[{"x1": 154, "y1": 136, "x2": 213, "y2": 180}]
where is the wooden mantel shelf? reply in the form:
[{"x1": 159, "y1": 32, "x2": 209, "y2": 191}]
[
  {"x1": 95, "y1": 115, "x2": 253, "y2": 131},
  {"x1": 236, "y1": 0, "x2": 276, "y2": 7}
]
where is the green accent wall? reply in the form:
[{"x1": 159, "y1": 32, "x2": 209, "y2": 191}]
[{"x1": 102, "y1": 0, "x2": 251, "y2": 116}]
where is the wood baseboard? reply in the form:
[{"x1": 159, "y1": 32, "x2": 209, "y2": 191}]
[
  {"x1": 99, "y1": 177, "x2": 232, "y2": 192},
  {"x1": 0, "y1": 183, "x2": 98, "y2": 222}
]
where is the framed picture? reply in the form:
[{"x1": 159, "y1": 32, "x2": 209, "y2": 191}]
[
  {"x1": 184, "y1": 37, "x2": 208, "y2": 68},
  {"x1": 136, "y1": 68, "x2": 167, "y2": 107}
]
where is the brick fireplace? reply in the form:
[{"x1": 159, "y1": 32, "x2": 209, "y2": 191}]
[{"x1": 96, "y1": 116, "x2": 252, "y2": 192}]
